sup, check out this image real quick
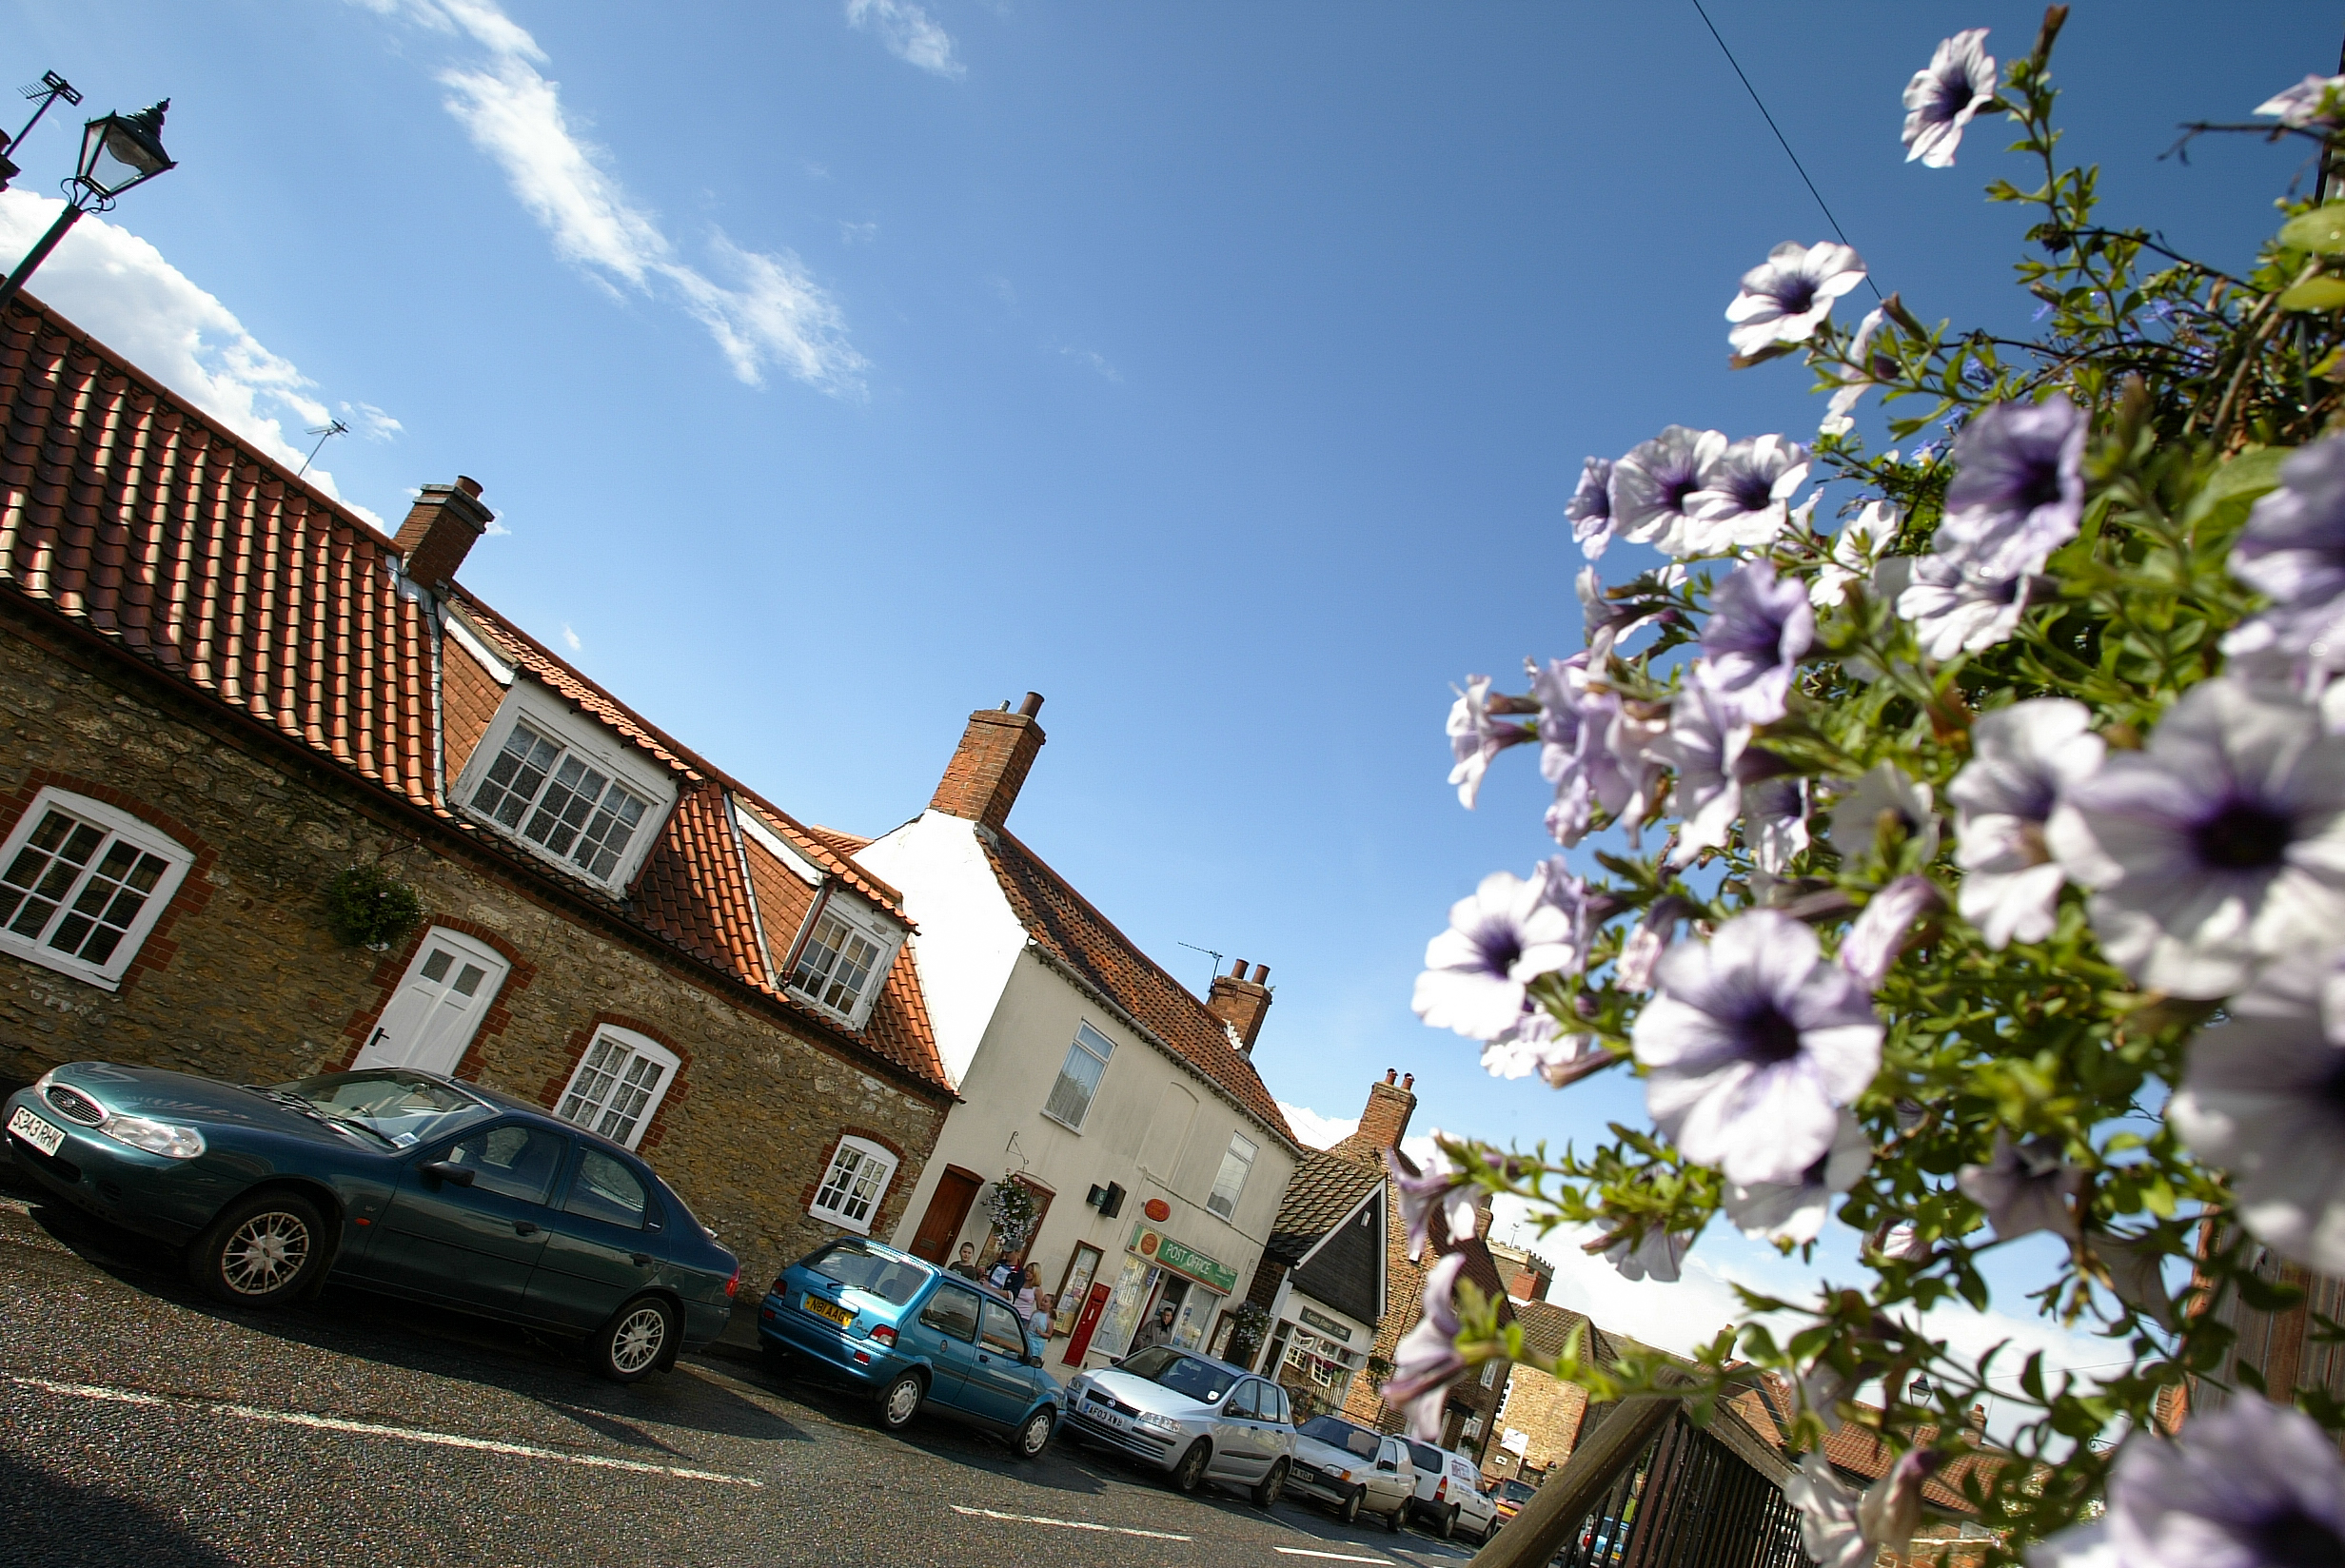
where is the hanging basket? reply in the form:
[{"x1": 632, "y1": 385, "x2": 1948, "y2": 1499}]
[{"x1": 323, "y1": 863, "x2": 423, "y2": 951}]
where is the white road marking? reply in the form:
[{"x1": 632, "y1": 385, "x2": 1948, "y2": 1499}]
[
  {"x1": 1272, "y1": 1552, "x2": 1392, "y2": 1564},
  {"x1": 6, "y1": 1374, "x2": 762, "y2": 1487},
  {"x1": 950, "y1": 1504, "x2": 1193, "y2": 1541}
]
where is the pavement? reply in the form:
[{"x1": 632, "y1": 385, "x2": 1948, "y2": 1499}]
[{"x1": 0, "y1": 1165, "x2": 1491, "y2": 1568}]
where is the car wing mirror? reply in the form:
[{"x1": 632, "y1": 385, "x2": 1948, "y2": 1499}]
[
  {"x1": 1376, "y1": 1459, "x2": 1397, "y2": 1471},
  {"x1": 1027, "y1": 1354, "x2": 1045, "y2": 1367},
  {"x1": 418, "y1": 1159, "x2": 475, "y2": 1186}
]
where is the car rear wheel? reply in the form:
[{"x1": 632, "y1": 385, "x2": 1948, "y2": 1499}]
[
  {"x1": 1383, "y1": 1499, "x2": 1406, "y2": 1533},
  {"x1": 592, "y1": 1295, "x2": 675, "y2": 1383},
  {"x1": 1252, "y1": 1457, "x2": 1290, "y2": 1509},
  {"x1": 1014, "y1": 1407, "x2": 1054, "y2": 1458},
  {"x1": 1336, "y1": 1486, "x2": 1363, "y2": 1525},
  {"x1": 1437, "y1": 1505, "x2": 1458, "y2": 1540},
  {"x1": 877, "y1": 1370, "x2": 926, "y2": 1432},
  {"x1": 187, "y1": 1191, "x2": 325, "y2": 1307},
  {"x1": 1170, "y1": 1441, "x2": 1210, "y2": 1494}
]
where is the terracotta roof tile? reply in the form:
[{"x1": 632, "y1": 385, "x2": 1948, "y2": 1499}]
[
  {"x1": 0, "y1": 294, "x2": 947, "y2": 1094},
  {"x1": 980, "y1": 828, "x2": 1298, "y2": 1149},
  {"x1": 1511, "y1": 1298, "x2": 1609, "y2": 1363},
  {"x1": 801, "y1": 824, "x2": 874, "y2": 861}
]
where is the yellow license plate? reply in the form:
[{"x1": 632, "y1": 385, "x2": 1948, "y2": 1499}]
[{"x1": 802, "y1": 1293, "x2": 854, "y2": 1328}]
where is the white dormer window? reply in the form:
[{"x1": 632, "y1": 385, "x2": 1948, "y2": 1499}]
[
  {"x1": 787, "y1": 893, "x2": 902, "y2": 1029},
  {"x1": 452, "y1": 680, "x2": 677, "y2": 892}
]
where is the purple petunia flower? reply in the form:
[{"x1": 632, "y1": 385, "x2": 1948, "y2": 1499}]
[
  {"x1": 1896, "y1": 552, "x2": 2034, "y2": 659},
  {"x1": 1745, "y1": 776, "x2": 1811, "y2": 878},
  {"x1": 1413, "y1": 864, "x2": 1589, "y2": 1040},
  {"x1": 1616, "y1": 896, "x2": 1690, "y2": 991},
  {"x1": 1595, "y1": 1225, "x2": 1690, "y2": 1283},
  {"x1": 1949, "y1": 698, "x2": 2105, "y2": 950},
  {"x1": 1685, "y1": 435, "x2": 1811, "y2": 554},
  {"x1": 1579, "y1": 563, "x2": 1685, "y2": 665},
  {"x1": 1957, "y1": 1130, "x2": 2086, "y2": 1245},
  {"x1": 1568, "y1": 456, "x2": 1617, "y2": 560},
  {"x1": 1837, "y1": 874, "x2": 1941, "y2": 991},
  {"x1": 1664, "y1": 683, "x2": 1750, "y2": 867},
  {"x1": 1614, "y1": 425, "x2": 1728, "y2": 558},
  {"x1": 2030, "y1": 1398, "x2": 2345, "y2": 1568},
  {"x1": 1828, "y1": 762, "x2": 1941, "y2": 868},
  {"x1": 2046, "y1": 678, "x2": 2345, "y2": 998},
  {"x1": 1481, "y1": 1005, "x2": 1609, "y2": 1087},
  {"x1": 2226, "y1": 437, "x2": 2345, "y2": 693},
  {"x1": 1380, "y1": 1252, "x2": 1470, "y2": 1441},
  {"x1": 1936, "y1": 396, "x2": 2087, "y2": 581},
  {"x1": 1447, "y1": 674, "x2": 1535, "y2": 809},
  {"x1": 2169, "y1": 950, "x2": 2345, "y2": 1275},
  {"x1": 1699, "y1": 560, "x2": 1817, "y2": 725},
  {"x1": 1724, "y1": 1109, "x2": 1872, "y2": 1245},
  {"x1": 1633, "y1": 910, "x2": 1883, "y2": 1186},
  {"x1": 2258, "y1": 73, "x2": 2345, "y2": 130},
  {"x1": 1787, "y1": 1447, "x2": 1947, "y2": 1568},
  {"x1": 1727, "y1": 243, "x2": 1868, "y2": 360},
  {"x1": 1902, "y1": 29, "x2": 1998, "y2": 168},
  {"x1": 1386, "y1": 1143, "x2": 1480, "y2": 1263}
]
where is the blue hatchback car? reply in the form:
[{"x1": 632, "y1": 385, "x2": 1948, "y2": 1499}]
[{"x1": 759, "y1": 1237, "x2": 1061, "y2": 1457}]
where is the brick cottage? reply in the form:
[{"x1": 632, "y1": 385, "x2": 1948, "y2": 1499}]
[{"x1": 0, "y1": 291, "x2": 954, "y2": 1301}]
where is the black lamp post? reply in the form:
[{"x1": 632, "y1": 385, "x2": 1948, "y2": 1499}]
[{"x1": 0, "y1": 100, "x2": 176, "y2": 316}]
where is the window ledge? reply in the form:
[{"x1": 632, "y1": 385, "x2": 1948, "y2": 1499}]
[
  {"x1": 1037, "y1": 1109, "x2": 1086, "y2": 1136},
  {"x1": 0, "y1": 939, "x2": 122, "y2": 991}
]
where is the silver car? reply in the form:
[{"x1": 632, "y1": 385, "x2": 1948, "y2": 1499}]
[
  {"x1": 1061, "y1": 1347, "x2": 1297, "y2": 1503},
  {"x1": 1288, "y1": 1414, "x2": 1418, "y2": 1530}
]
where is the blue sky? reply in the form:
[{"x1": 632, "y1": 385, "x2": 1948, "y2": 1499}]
[{"x1": 2, "y1": 1, "x2": 2334, "y2": 1409}]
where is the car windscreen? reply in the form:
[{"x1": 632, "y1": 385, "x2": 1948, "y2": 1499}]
[
  {"x1": 1299, "y1": 1416, "x2": 1383, "y2": 1460},
  {"x1": 1118, "y1": 1348, "x2": 1238, "y2": 1404},
  {"x1": 276, "y1": 1070, "x2": 495, "y2": 1147},
  {"x1": 801, "y1": 1242, "x2": 931, "y2": 1305},
  {"x1": 1501, "y1": 1480, "x2": 1538, "y2": 1502}
]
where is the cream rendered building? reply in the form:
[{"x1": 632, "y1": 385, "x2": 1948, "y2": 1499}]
[{"x1": 827, "y1": 696, "x2": 1306, "y2": 1370}]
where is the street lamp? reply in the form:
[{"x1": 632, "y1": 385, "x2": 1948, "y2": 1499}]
[{"x1": 0, "y1": 99, "x2": 175, "y2": 315}]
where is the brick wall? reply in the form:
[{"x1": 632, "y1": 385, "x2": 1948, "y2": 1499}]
[
  {"x1": 1491, "y1": 1365, "x2": 1590, "y2": 1475},
  {"x1": 0, "y1": 602, "x2": 947, "y2": 1297},
  {"x1": 441, "y1": 634, "x2": 504, "y2": 781}
]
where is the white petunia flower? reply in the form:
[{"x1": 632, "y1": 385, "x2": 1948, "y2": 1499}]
[
  {"x1": 1896, "y1": 553, "x2": 2033, "y2": 659},
  {"x1": 2169, "y1": 949, "x2": 2345, "y2": 1276},
  {"x1": 1665, "y1": 683, "x2": 1749, "y2": 867},
  {"x1": 1727, "y1": 242, "x2": 1867, "y2": 360},
  {"x1": 1685, "y1": 434, "x2": 1811, "y2": 554},
  {"x1": 1828, "y1": 762, "x2": 1941, "y2": 867},
  {"x1": 1812, "y1": 500, "x2": 1899, "y2": 609},
  {"x1": 1820, "y1": 307, "x2": 1890, "y2": 438},
  {"x1": 1724, "y1": 1109, "x2": 1871, "y2": 1245},
  {"x1": 2046, "y1": 678, "x2": 2345, "y2": 998},
  {"x1": 1634, "y1": 910, "x2": 1882, "y2": 1187},
  {"x1": 2258, "y1": 73, "x2": 2345, "y2": 130},
  {"x1": 1614, "y1": 425, "x2": 1729, "y2": 558},
  {"x1": 1596, "y1": 1225, "x2": 1690, "y2": 1284},
  {"x1": 1413, "y1": 864, "x2": 1587, "y2": 1040},
  {"x1": 1949, "y1": 698, "x2": 2105, "y2": 949},
  {"x1": 1902, "y1": 29, "x2": 1998, "y2": 167}
]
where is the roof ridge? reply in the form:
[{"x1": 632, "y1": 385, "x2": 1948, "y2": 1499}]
[{"x1": 992, "y1": 826, "x2": 1216, "y2": 1010}]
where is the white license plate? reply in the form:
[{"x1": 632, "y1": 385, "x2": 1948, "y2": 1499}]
[
  {"x1": 1084, "y1": 1398, "x2": 1127, "y2": 1430},
  {"x1": 8, "y1": 1104, "x2": 67, "y2": 1158}
]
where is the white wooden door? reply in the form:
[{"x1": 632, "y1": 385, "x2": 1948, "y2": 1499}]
[{"x1": 353, "y1": 929, "x2": 510, "y2": 1074}]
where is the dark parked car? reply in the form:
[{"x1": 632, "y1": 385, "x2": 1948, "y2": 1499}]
[
  {"x1": 758, "y1": 1236, "x2": 1061, "y2": 1456},
  {"x1": 3, "y1": 1063, "x2": 739, "y2": 1381}
]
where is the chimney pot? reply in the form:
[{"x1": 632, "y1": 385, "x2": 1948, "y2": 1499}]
[
  {"x1": 1383, "y1": 1069, "x2": 1396, "y2": 1085},
  {"x1": 1207, "y1": 957, "x2": 1275, "y2": 1055},
  {"x1": 1019, "y1": 692, "x2": 1045, "y2": 717},
  {"x1": 1402, "y1": 1072, "x2": 1414, "y2": 1090},
  {"x1": 1356, "y1": 1070, "x2": 1417, "y2": 1151},
  {"x1": 930, "y1": 696, "x2": 1048, "y2": 830},
  {"x1": 1251, "y1": 963, "x2": 1269, "y2": 983},
  {"x1": 393, "y1": 477, "x2": 496, "y2": 590}
]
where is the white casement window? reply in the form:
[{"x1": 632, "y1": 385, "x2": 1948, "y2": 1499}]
[
  {"x1": 452, "y1": 681, "x2": 676, "y2": 892},
  {"x1": 0, "y1": 789, "x2": 192, "y2": 990},
  {"x1": 1041, "y1": 1022, "x2": 1115, "y2": 1131},
  {"x1": 786, "y1": 895, "x2": 901, "y2": 1029},
  {"x1": 809, "y1": 1135, "x2": 899, "y2": 1233},
  {"x1": 1206, "y1": 1130, "x2": 1257, "y2": 1221},
  {"x1": 552, "y1": 1025, "x2": 680, "y2": 1149},
  {"x1": 354, "y1": 928, "x2": 511, "y2": 1076}
]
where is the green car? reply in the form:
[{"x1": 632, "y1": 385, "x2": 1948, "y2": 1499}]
[{"x1": 3, "y1": 1063, "x2": 740, "y2": 1382}]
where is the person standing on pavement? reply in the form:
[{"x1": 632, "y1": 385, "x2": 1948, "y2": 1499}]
[
  {"x1": 1013, "y1": 1263, "x2": 1040, "y2": 1323},
  {"x1": 1133, "y1": 1303, "x2": 1177, "y2": 1353},
  {"x1": 1028, "y1": 1291, "x2": 1055, "y2": 1341},
  {"x1": 948, "y1": 1243, "x2": 981, "y2": 1281}
]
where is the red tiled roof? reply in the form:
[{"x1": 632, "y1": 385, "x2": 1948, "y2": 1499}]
[
  {"x1": 1728, "y1": 1372, "x2": 1996, "y2": 1515},
  {"x1": 979, "y1": 828, "x2": 1298, "y2": 1149},
  {"x1": 0, "y1": 293, "x2": 945, "y2": 1093},
  {"x1": 801, "y1": 824, "x2": 874, "y2": 861}
]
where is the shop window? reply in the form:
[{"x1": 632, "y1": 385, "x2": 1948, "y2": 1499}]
[{"x1": 0, "y1": 789, "x2": 192, "y2": 990}]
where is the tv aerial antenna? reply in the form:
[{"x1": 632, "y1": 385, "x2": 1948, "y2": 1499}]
[
  {"x1": 1176, "y1": 941, "x2": 1225, "y2": 988},
  {"x1": 295, "y1": 418, "x2": 348, "y2": 480}
]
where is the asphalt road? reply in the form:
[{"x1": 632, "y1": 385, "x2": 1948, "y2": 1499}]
[{"x1": 0, "y1": 1170, "x2": 1488, "y2": 1568}]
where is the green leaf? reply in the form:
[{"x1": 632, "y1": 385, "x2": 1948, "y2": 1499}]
[
  {"x1": 2278, "y1": 276, "x2": 2345, "y2": 312},
  {"x1": 2280, "y1": 206, "x2": 2345, "y2": 256},
  {"x1": 2183, "y1": 446, "x2": 2289, "y2": 531}
]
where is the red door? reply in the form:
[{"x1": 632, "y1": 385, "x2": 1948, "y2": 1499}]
[{"x1": 908, "y1": 1166, "x2": 982, "y2": 1264}]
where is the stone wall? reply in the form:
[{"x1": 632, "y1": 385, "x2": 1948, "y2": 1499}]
[{"x1": 0, "y1": 602, "x2": 948, "y2": 1298}]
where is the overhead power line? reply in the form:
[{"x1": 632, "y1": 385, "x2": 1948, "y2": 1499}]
[{"x1": 1688, "y1": 0, "x2": 1884, "y2": 302}]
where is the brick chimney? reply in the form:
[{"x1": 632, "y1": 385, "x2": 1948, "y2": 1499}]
[
  {"x1": 1355, "y1": 1069, "x2": 1417, "y2": 1151},
  {"x1": 931, "y1": 694, "x2": 1047, "y2": 831},
  {"x1": 1508, "y1": 1258, "x2": 1552, "y2": 1303},
  {"x1": 1207, "y1": 959, "x2": 1273, "y2": 1054},
  {"x1": 393, "y1": 477, "x2": 495, "y2": 590}
]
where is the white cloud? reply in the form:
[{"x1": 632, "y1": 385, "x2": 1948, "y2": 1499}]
[
  {"x1": 0, "y1": 191, "x2": 384, "y2": 526},
  {"x1": 1059, "y1": 344, "x2": 1122, "y2": 382},
  {"x1": 838, "y1": 220, "x2": 879, "y2": 245},
  {"x1": 1280, "y1": 1102, "x2": 1358, "y2": 1150},
  {"x1": 845, "y1": 0, "x2": 967, "y2": 79},
  {"x1": 344, "y1": 401, "x2": 404, "y2": 441},
  {"x1": 366, "y1": 0, "x2": 865, "y2": 394},
  {"x1": 561, "y1": 623, "x2": 581, "y2": 652}
]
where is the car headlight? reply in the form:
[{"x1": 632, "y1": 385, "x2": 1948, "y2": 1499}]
[
  {"x1": 100, "y1": 1114, "x2": 205, "y2": 1160},
  {"x1": 1331, "y1": 1466, "x2": 1355, "y2": 1482},
  {"x1": 30, "y1": 1068, "x2": 58, "y2": 1094},
  {"x1": 1135, "y1": 1411, "x2": 1182, "y2": 1435}
]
